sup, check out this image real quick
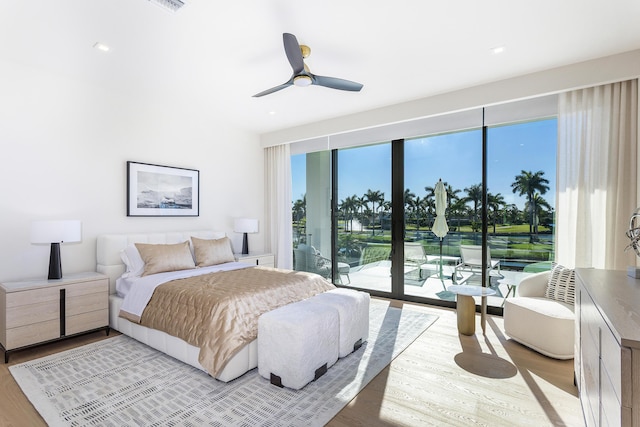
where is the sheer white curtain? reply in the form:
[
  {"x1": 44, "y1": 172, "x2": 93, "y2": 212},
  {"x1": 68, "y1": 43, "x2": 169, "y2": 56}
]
[
  {"x1": 264, "y1": 144, "x2": 293, "y2": 269},
  {"x1": 556, "y1": 79, "x2": 638, "y2": 269}
]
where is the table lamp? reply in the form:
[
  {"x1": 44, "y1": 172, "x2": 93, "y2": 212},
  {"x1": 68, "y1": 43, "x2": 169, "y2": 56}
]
[
  {"x1": 31, "y1": 220, "x2": 82, "y2": 279},
  {"x1": 234, "y1": 218, "x2": 258, "y2": 255}
]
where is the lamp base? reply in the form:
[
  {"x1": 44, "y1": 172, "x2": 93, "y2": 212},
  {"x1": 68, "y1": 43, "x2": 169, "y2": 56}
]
[
  {"x1": 48, "y1": 242, "x2": 62, "y2": 280},
  {"x1": 241, "y1": 232, "x2": 249, "y2": 255}
]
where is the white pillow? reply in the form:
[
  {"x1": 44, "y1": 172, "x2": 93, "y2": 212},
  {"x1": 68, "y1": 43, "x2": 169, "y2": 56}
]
[{"x1": 119, "y1": 243, "x2": 145, "y2": 278}]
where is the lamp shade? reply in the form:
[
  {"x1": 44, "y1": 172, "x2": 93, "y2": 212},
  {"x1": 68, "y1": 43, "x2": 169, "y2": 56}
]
[
  {"x1": 31, "y1": 220, "x2": 82, "y2": 244},
  {"x1": 233, "y1": 218, "x2": 259, "y2": 234}
]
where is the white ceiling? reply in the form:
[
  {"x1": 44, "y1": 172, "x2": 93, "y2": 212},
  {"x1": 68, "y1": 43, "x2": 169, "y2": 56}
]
[{"x1": 2, "y1": 0, "x2": 640, "y2": 135}]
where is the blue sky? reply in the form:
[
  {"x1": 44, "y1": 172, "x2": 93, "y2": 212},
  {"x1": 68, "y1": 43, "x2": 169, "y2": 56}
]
[{"x1": 292, "y1": 118, "x2": 556, "y2": 210}]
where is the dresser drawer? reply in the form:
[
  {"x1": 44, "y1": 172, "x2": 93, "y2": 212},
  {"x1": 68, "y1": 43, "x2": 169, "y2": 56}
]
[
  {"x1": 600, "y1": 321, "x2": 626, "y2": 404},
  {"x1": 66, "y1": 292, "x2": 108, "y2": 317},
  {"x1": 5, "y1": 319, "x2": 59, "y2": 349},
  {"x1": 64, "y1": 279, "x2": 108, "y2": 298},
  {"x1": 6, "y1": 299, "x2": 58, "y2": 329},
  {"x1": 6, "y1": 285, "x2": 61, "y2": 308},
  {"x1": 66, "y1": 309, "x2": 108, "y2": 336}
]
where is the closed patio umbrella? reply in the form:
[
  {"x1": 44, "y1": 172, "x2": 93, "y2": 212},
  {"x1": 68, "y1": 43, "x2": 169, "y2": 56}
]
[{"x1": 433, "y1": 179, "x2": 449, "y2": 279}]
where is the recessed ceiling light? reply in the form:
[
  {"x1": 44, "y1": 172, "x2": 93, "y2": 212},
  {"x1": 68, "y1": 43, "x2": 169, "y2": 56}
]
[
  {"x1": 93, "y1": 42, "x2": 110, "y2": 52},
  {"x1": 490, "y1": 45, "x2": 506, "y2": 55},
  {"x1": 269, "y1": 111, "x2": 277, "y2": 116}
]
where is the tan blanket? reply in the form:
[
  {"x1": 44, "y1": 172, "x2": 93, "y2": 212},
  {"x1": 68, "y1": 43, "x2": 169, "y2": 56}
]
[{"x1": 138, "y1": 266, "x2": 335, "y2": 377}]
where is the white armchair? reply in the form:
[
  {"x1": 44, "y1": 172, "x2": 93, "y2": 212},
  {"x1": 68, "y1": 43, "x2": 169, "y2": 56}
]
[{"x1": 503, "y1": 270, "x2": 575, "y2": 359}]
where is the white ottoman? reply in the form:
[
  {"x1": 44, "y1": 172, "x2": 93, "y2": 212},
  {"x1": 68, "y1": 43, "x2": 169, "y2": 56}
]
[
  {"x1": 504, "y1": 297, "x2": 574, "y2": 359},
  {"x1": 258, "y1": 299, "x2": 339, "y2": 390},
  {"x1": 309, "y1": 289, "x2": 370, "y2": 358}
]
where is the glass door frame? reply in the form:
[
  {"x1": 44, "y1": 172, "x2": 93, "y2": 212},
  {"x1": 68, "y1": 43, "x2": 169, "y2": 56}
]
[{"x1": 330, "y1": 131, "x2": 504, "y2": 316}]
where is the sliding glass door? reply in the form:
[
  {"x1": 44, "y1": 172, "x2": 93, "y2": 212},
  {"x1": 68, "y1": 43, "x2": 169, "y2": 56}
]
[
  {"x1": 290, "y1": 109, "x2": 557, "y2": 312},
  {"x1": 403, "y1": 130, "x2": 482, "y2": 301},
  {"x1": 334, "y1": 143, "x2": 392, "y2": 293}
]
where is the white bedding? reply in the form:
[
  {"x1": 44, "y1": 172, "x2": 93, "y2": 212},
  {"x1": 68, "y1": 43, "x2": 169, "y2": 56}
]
[
  {"x1": 117, "y1": 261, "x2": 251, "y2": 319},
  {"x1": 97, "y1": 230, "x2": 262, "y2": 382}
]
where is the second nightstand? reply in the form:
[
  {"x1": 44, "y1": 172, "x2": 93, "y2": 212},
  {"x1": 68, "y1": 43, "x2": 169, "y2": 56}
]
[{"x1": 236, "y1": 252, "x2": 275, "y2": 268}]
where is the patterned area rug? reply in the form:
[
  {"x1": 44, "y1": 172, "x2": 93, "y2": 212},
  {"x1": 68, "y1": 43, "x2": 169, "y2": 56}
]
[{"x1": 11, "y1": 299, "x2": 437, "y2": 427}]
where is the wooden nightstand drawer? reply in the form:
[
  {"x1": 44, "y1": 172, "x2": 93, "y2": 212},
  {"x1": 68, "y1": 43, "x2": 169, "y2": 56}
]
[
  {"x1": 66, "y1": 309, "x2": 108, "y2": 336},
  {"x1": 6, "y1": 286, "x2": 60, "y2": 308},
  {"x1": 6, "y1": 319, "x2": 59, "y2": 349},
  {"x1": 65, "y1": 278, "x2": 108, "y2": 298},
  {"x1": 237, "y1": 253, "x2": 275, "y2": 268},
  {"x1": 7, "y1": 300, "x2": 58, "y2": 329},
  {"x1": 67, "y1": 292, "x2": 108, "y2": 317}
]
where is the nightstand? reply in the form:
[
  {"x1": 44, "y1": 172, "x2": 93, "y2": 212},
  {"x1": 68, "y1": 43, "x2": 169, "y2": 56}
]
[
  {"x1": 0, "y1": 271, "x2": 109, "y2": 362},
  {"x1": 236, "y1": 252, "x2": 275, "y2": 268}
]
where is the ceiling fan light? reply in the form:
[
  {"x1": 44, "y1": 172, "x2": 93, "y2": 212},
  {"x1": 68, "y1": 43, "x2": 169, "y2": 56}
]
[{"x1": 293, "y1": 75, "x2": 312, "y2": 87}]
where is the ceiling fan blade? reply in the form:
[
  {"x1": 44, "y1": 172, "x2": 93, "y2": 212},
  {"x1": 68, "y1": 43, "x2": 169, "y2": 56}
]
[
  {"x1": 313, "y1": 75, "x2": 363, "y2": 92},
  {"x1": 283, "y1": 33, "x2": 305, "y2": 74},
  {"x1": 253, "y1": 81, "x2": 293, "y2": 98}
]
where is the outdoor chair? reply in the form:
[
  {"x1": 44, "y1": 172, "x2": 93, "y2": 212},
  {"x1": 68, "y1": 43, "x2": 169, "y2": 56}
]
[
  {"x1": 453, "y1": 245, "x2": 502, "y2": 284},
  {"x1": 404, "y1": 243, "x2": 429, "y2": 279},
  {"x1": 294, "y1": 244, "x2": 350, "y2": 284}
]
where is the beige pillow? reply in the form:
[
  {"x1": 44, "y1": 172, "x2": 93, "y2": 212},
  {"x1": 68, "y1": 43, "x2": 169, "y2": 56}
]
[
  {"x1": 191, "y1": 236, "x2": 235, "y2": 267},
  {"x1": 545, "y1": 262, "x2": 576, "y2": 305},
  {"x1": 135, "y1": 241, "x2": 196, "y2": 276}
]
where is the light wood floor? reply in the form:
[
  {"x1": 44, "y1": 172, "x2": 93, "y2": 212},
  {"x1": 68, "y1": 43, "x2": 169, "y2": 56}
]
[{"x1": 1, "y1": 299, "x2": 584, "y2": 427}]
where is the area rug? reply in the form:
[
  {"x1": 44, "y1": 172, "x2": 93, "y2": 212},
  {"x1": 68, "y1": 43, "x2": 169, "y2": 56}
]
[{"x1": 11, "y1": 299, "x2": 437, "y2": 427}]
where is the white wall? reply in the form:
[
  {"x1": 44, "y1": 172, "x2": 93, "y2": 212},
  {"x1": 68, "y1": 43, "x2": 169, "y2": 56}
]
[
  {"x1": 0, "y1": 59, "x2": 263, "y2": 282},
  {"x1": 261, "y1": 49, "x2": 640, "y2": 147}
]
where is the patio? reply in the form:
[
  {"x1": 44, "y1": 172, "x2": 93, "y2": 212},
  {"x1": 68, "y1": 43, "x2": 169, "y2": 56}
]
[{"x1": 341, "y1": 260, "x2": 534, "y2": 309}]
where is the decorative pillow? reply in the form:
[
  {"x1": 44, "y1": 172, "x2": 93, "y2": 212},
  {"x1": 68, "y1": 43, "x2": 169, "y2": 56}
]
[
  {"x1": 135, "y1": 241, "x2": 196, "y2": 276},
  {"x1": 545, "y1": 263, "x2": 576, "y2": 305},
  {"x1": 119, "y1": 243, "x2": 145, "y2": 278},
  {"x1": 191, "y1": 236, "x2": 235, "y2": 267}
]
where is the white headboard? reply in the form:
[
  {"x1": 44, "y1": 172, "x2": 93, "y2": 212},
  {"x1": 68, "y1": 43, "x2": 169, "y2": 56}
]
[{"x1": 96, "y1": 230, "x2": 226, "y2": 294}]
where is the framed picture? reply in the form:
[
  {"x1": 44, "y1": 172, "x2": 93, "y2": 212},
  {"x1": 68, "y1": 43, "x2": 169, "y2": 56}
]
[{"x1": 127, "y1": 161, "x2": 199, "y2": 217}]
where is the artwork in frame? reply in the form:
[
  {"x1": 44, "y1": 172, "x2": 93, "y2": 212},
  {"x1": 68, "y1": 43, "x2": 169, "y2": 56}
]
[{"x1": 127, "y1": 161, "x2": 199, "y2": 217}]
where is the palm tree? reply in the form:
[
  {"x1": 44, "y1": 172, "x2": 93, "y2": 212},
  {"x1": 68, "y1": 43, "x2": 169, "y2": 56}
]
[
  {"x1": 356, "y1": 195, "x2": 367, "y2": 230},
  {"x1": 292, "y1": 195, "x2": 306, "y2": 222},
  {"x1": 448, "y1": 198, "x2": 469, "y2": 231},
  {"x1": 504, "y1": 203, "x2": 520, "y2": 225},
  {"x1": 343, "y1": 195, "x2": 359, "y2": 233},
  {"x1": 339, "y1": 197, "x2": 354, "y2": 232},
  {"x1": 487, "y1": 192, "x2": 505, "y2": 234},
  {"x1": 292, "y1": 195, "x2": 306, "y2": 241},
  {"x1": 364, "y1": 189, "x2": 384, "y2": 236},
  {"x1": 404, "y1": 189, "x2": 416, "y2": 229},
  {"x1": 413, "y1": 196, "x2": 427, "y2": 231},
  {"x1": 511, "y1": 170, "x2": 550, "y2": 235},
  {"x1": 525, "y1": 193, "x2": 552, "y2": 235},
  {"x1": 463, "y1": 183, "x2": 483, "y2": 223},
  {"x1": 444, "y1": 183, "x2": 461, "y2": 211}
]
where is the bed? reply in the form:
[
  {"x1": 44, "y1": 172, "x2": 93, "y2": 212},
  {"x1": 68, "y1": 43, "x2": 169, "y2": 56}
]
[{"x1": 96, "y1": 230, "x2": 334, "y2": 382}]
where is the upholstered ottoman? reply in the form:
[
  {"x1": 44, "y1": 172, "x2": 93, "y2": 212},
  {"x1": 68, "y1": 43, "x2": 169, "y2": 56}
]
[
  {"x1": 258, "y1": 299, "x2": 339, "y2": 390},
  {"x1": 309, "y1": 288, "x2": 370, "y2": 358}
]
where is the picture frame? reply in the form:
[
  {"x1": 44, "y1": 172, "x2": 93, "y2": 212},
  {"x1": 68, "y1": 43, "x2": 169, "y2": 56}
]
[{"x1": 127, "y1": 161, "x2": 199, "y2": 217}]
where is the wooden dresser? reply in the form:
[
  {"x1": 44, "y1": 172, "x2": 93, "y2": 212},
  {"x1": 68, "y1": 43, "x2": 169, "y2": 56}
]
[
  {"x1": 576, "y1": 268, "x2": 640, "y2": 427},
  {"x1": 0, "y1": 271, "x2": 109, "y2": 362}
]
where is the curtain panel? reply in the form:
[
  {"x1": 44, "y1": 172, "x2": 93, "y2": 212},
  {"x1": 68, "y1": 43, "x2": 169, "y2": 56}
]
[
  {"x1": 556, "y1": 79, "x2": 638, "y2": 269},
  {"x1": 264, "y1": 144, "x2": 293, "y2": 269}
]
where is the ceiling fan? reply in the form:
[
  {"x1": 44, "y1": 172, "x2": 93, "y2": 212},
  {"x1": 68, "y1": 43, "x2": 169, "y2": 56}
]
[{"x1": 253, "y1": 33, "x2": 364, "y2": 97}]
